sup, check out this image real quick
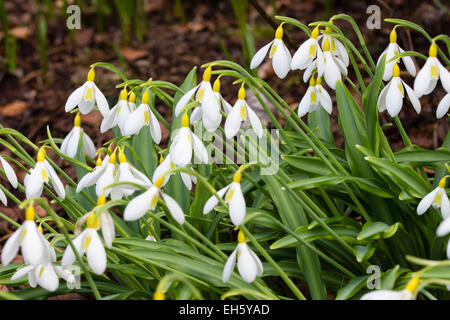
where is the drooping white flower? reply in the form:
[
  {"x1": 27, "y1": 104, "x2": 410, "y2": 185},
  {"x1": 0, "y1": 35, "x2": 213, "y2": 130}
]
[
  {"x1": 250, "y1": 24, "x2": 291, "y2": 79},
  {"x1": 100, "y1": 88, "x2": 132, "y2": 135},
  {"x1": 11, "y1": 228, "x2": 75, "y2": 292},
  {"x1": 109, "y1": 150, "x2": 151, "y2": 200},
  {"x1": 123, "y1": 176, "x2": 185, "y2": 224},
  {"x1": 169, "y1": 113, "x2": 209, "y2": 167},
  {"x1": 76, "y1": 154, "x2": 109, "y2": 193},
  {"x1": 224, "y1": 87, "x2": 263, "y2": 139},
  {"x1": 298, "y1": 77, "x2": 332, "y2": 118},
  {"x1": 1, "y1": 206, "x2": 46, "y2": 266},
  {"x1": 24, "y1": 148, "x2": 65, "y2": 199},
  {"x1": 321, "y1": 22, "x2": 349, "y2": 67},
  {"x1": 377, "y1": 63, "x2": 421, "y2": 117},
  {"x1": 174, "y1": 67, "x2": 221, "y2": 132},
  {"x1": 61, "y1": 212, "x2": 107, "y2": 275},
  {"x1": 152, "y1": 154, "x2": 197, "y2": 190},
  {"x1": 321, "y1": 38, "x2": 348, "y2": 90},
  {"x1": 123, "y1": 90, "x2": 162, "y2": 144},
  {"x1": 377, "y1": 28, "x2": 416, "y2": 82},
  {"x1": 291, "y1": 26, "x2": 323, "y2": 82},
  {"x1": 65, "y1": 68, "x2": 109, "y2": 117},
  {"x1": 417, "y1": 176, "x2": 449, "y2": 218},
  {"x1": 203, "y1": 171, "x2": 246, "y2": 226},
  {"x1": 60, "y1": 113, "x2": 96, "y2": 159},
  {"x1": 360, "y1": 277, "x2": 419, "y2": 300},
  {"x1": 0, "y1": 155, "x2": 18, "y2": 206},
  {"x1": 212, "y1": 77, "x2": 233, "y2": 114},
  {"x1": 95, "y1": 150, "x2": 117, "y2": 197},
  {"x1": 222, "y1": 230, "x2": 263, "y2": 283},
  {"x1": 436, "y1": 93, "x2": 450, "y2": 119},
  {"x1": 128, "y1": 91, "x2": 137, "y2": 112}
]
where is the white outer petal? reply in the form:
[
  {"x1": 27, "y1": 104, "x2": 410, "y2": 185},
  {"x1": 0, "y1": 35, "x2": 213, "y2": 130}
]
[
  {"x1": 123, "y1": 186, "x2": 158, "y2": 221},
  {"x1": 222, "y1": 247, "x2": 237, "y2": 283},
  {"x1": 360, "y1": 289, "x2": 412, "y2": 300},
  {"x1": 65, "y1": 83, "x2": 87, "y2": 113},
  {"x1": 45, "y1": 161, "x2": 65, "y2": 199},
  {"x1": 386, "y1": 78, "x2": 403, "y2": 117},
  {"x1": 417, "y1": 188, "x2": 438, "y2": 215},
  {"x1": 438, "y1": 61, "x2": 450, "y2": 93},
  {"x1": 170, "y1": 128, "x2": 192, "y2": 167},
  {"x1": 21, "y1": 221, "x2": 46, "y2": 266},
  {"x1": 175, "y1": 84, "x2": 200, "y2": 116},
  {"x1": 0, "y1": 156, "x2": 17, "y2": 188},
  {"x1": 161, "y1": 192, "x2": 185, "y2": 224},
  {"x1": 317, "y1": 85, "x2": 332, "y2": 114},
  {"x1": 414, "y1": 58, "x2": 433, "y2": 97},
  {"x1": 291, "y1": 39, "x2": 315, "y2": 70},
  {"x1": 271, "y1": 39, "x2": 291, "y2": 79},
  {"x1": 1, "y1": 226, "x2": 23, "y2": 265},
  {"x1": 85, "y1": 229, "x2": 107, "y2": 274},
  {"x1": 224, "y1": 101, "x2": 243, "y2": 139},
  {"x1": 11, "y1": 265, "x2": 34, "y2": 281},
  {"x1": 82, "y1": 131, "x2": 97, "y2": 158},
  {"x1": 437, "y1": 93, "x2": 450, "y2": 119},
  {"x1": 437, "y1": 217, "x2": 450, "y2": 237},
  {"x1": 323, "y1": 52, "x2": 341, "y2": 90},
  {"x1": 93, "y1": 83, "x2": 110, "y2": 117},
  {"x1": 237, "y1": 243, "x2": 258, "y2": 283},
  {"x1": 250, "y1": 40, "x2": 274, "y2": 69},
  {"x1": 76, "y1": 165, "x2": 105, "y2": 192},
  {"x1": 203, "y1": 184, "x2": 231, "y2": 214},
  {"x1": 191, "y1": 131, "x2": 209, "y2": 164},
  {"x1": 227, "y1": 182, "x2": 246, "y2": 226},
  {"x1": 246, "y1": 104, "x2": 263, "y2": 139},
  {"x1": 35, "y1": 264, "x2": 59, "y2": 291},
  {"x1": 402, "y1": 80, "x2": 421, "y2": 114}
]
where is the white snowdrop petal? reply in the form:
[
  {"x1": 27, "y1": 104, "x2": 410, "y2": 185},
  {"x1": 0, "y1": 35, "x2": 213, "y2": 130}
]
[
  {"x1": 237, "y1": 244, "x2": 258, "y2": 283},
  {"x1": 82, "y1": 132, "x2": 97, "y2": 159},
  {"x1": 0, "y1": 156, "x2": 17, "y2": 188},
  {"x1": 383, "y1": 43, "x2": 398, "y2": 81},
  {"x1": 21, "y1": 221, "x2": 45, "y2": 266},
  {"x1": 45, "y1": 162, "x2": 65, "y2": 199},
  {"x1": 36, "y1": 264, "x2": 59, "y2": 292},
  {"x1": 298, "y1": 87, "x2": 313, "y2": 117},
  {"x1": 76, "y1": 166, "x2": 104, "y2": 192},
  {"x1": 123, "y1": 105, "x2": 146, "y2": 136},
  {"x1": 60, "y1": 128, "x2": 74, "y2": 156},
  {"x1": 148, "y1": 109, "x2": 162, "y2": 144},
  {"x1": 272, "y1": 39, "x2": 291, "y2": 79},
  {"x1": 246, "y1": 105, "x2": 263, "y2": 138},
  {"x1": 438, "y1": 62, "x2": 450, "y2": 93},
  {"x1": 377, "y1": 82, "x2": 391, "y2": 112},
  {"x1": 316, "y1": 47, "x2": 325, "y2": 77},
  {"x1": 417, "y1": 188, "x2": 439, "y2": 215},
  {"x1": 222, "y1": 248, "x2": 238, "y2": 283},
  {"x1": 441, "y1": 192, "x2": 450, "y2": 219},
  {"x1": 92, "y1": 83, "x2": 110, "y2": 117},
  {"x1": 400, "y1": 53, "x2": 416, "y2": 77},
  {"x1": 86, "y1": 230, "x2": 107, "y2": 275},
  {"x1": 11, "y1": 265, "x2": 34, "y2": 281},
  {"x1": 317, "y1": 85, "x2": 332, "y2": 114},
  {"x1": 414, "y1": 59, "x2": 432, "y2": 97},
  {"x1": 95, "y1": 164, "x2": 115, "y2": 197},
  {"x1": 61, "y1": 231, "x2": 86, "y2": 269},
  {"x1": 123, "y1": 187, "x2": 158, "y2": 221},
  {"x1": 334, "y1": 38, "x2": 349, "y2": 66},
  {"x1": 67, "y1": 127, "x2": 82, "y2": 158},
  {"x1": 65, "y1": 83, "x2": 86, "y2": 113},
  {"x1": 224, "y1": 102, "x2": 243, "y2": 139},
  {"x1": 437, "y1": 217, "x2": 450, "y2": 237},
  {"x1": 402, "y1": 80, "x2": 421, "y2": 114},
  {"x1": 26, "y1": 165, "x2": 44, "y2": 199},
  {"x1": 250, "y1": 40, "x2": 274, "y2": 69},
  {"x1": 170, "y1": 128, "x2": 192, "y2": 167},
  {"x1": 303, "y1": 60, "x2": 317, "y2": 83},
  {"x1": 0, "y1": 188, "x2": 7, "y2": 206},
  {"x1": 175, "y1": 84, "x2": 200, "y2": 116},
  {"x1": 228, "y1": 183, "x2": 246, "y2": 226},
  {"x1": 324, "y1": 52, "x2": 341, "y2": 90},
  {"x1": 191, "y1": 131, "x2": 209, "y2": 164},
  {"x1": 386, "y1": 78, "x2": 403, "y2": 117},
  {"x1": 152, "y1": 156, "x2": 172, "y2": 187},
  {"x1": 180, "y1": 172, "x2": 192, "y2": 190},
  {"x1": 249, "y1": 249, "x2": 264, "y2": 276},
  {"x1": 376, "y1": 47, "x2": 388, "y2": 66},
  {"x1": 203, "y1": 185, "x2": 231, "y2": 214},
  {"x1": 100, "y1": 212, "x2": 115, "y2": 249},
  {"x1": 161, "y1": 193, "x2": 185, "y2": 224},
  {"x1": 360, "y1": 289, "x2": 410, "y2": 300},
  {"x1": 1, "y1": 227, "x2": 23, "y2": 265},
  {"x1": 291, "y1": 39, "x2": 314, "y2": 70},
  {"x1": 437, "y1": 93, "x2": 450, "y2": 119}
]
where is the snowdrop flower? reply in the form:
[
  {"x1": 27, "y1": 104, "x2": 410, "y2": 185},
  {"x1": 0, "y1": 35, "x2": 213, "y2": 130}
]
[
  {"x1": 417, "y1": 176, "x2": 449, "y2": 218},
  {"x1": 322, "y1": 38, "x2": 347, "y2": 90},
  {"x1": 291, "y1": 27, "x2": 324, "y2": 83},
  {"x1": 0, "y1": 155, "x2": 18, "y2": 206},
  {"x1": 413, "y1": 42, "x2": 450, "y2": 118},
  {"x1": 224, "y1": 87, "x2": 263, "y2": 139},
  {"x1": 109, "y1": 150, "x2": 151, "y2": 200},
  {"x1": 1, "y1": 206, "x2": 46, "y2": 266},
  {"x1": 250, "y1": 24, "x2": 291, "y2": 79},
  {"x1": 60, "y1": 113, "x2": 96, "y2": 159},
  {"x1": 222, "y1": 230, "x2": 263, "y2": 283},
  {"x1": 203, "y1": 171, "x2": 246, "y2": 226},
  {"x1": 169, "y1": 113, "x2": 209, "y2": 167},
  {"x1": 65, "y1": 68, "x2": 109, "y2": 117},
  {"x1": 174, "y1": 67, "x2": 221, "y2": 132},
  {"x1": 297, "y1": 77, "x2": 332, "y2": 117},
  {"x1": 321, "y1": 21, "x2": 349, "y2": 67},
  {"x1": 152, "y1": 154, "x2": 197, "y2": 190},
  {"x1": 377, "y1": 63, "x2": 421, "y2": 117},
  {"x1": 212, "y1": 77, "x2": 233, "y2": 114},
  {"x1": 61, "y1": 212, "x2": 107, "y2": 275},
  {"x1": 11, "y1": 228, "x2": 75, "y2": 292},
  {"x1": 360, "y1": 276, "x2": 419, "y2": 300},
  {"x1": 123, "y1": 90, "x2": 161, "y2": 144},
  {"x1": 100, "y1": 88, "x2": 131, "y2": 135},
  {"x1": 24, "y1": 147, "x2": 65, "y2": 199},
  {"x1": 95, "y1": 150, "x2": 117, "y2": 197},
  {"x1": 76, "y1": 154, "x2": 109, "y2": 193},
  {"x1": 128, "y1": 91, "x2": 137, "y2": 112},
  {"x1": 123, "y1": 176, "x2": 185, "y2": 224},
  {"x1": 377, "y1": 28, "x2": 416, "y2": 82}
]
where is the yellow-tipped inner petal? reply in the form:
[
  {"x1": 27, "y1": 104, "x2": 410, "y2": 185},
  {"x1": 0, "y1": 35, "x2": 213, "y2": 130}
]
[
  {"x1": 41, "y1": 167, "x2": 48, "y2": 182},
  {"x1": 154, "y1": 176, "x2": 165, "y2": 189},
  {"x1": 322, "y1": 39, "x2": 330, "y2": 52},
  {"x1": 144, "y1": 110, "x2": 149, "y2": 125},
  {"x1": 405, "y1": 276, "x2": 419, "y2": 293},
  {"x1": 397, "y1": 84, "x2": 404, "y2": 97},
  {"x1": 20, "y1": 229, "x2": 27, "y2": 244},
  {"x1": 309, "y1": 44, "x2": 316, "y2": 57},
  {"x1": 331, "y1": 39, "x2": 336, "y2": 53},
  {"x1": 83, "y1": 236, "x2": 91, "y2": 250},
  {"x1": 196, "y1": 88, "x2": 205, "y2": 102},
  {"x1": 269, "y1": 44, "x2": 277, "y2": 58},
  {"x1": 87, "y1": 68, "x2": 95, "y2": 82},
  {"x1": 433, "y1": 192, "x2": 442, "y2": 207},
  {"x1": 150, "y1": 195, "x2": 158, "y2": 209},
  {"x1": 225, "y1": 188, "x2": 235, "y2": 202},
  {"x1": 311, "y1": 91, "x2": 317, "y2": 104},
  {"x1": 430, "y1": 64, "x2": 438, "y2": 79},
  {"x1": 240, "y1": 105, "x2": 247, "y2": 121},
  {"x1": 237, "y1": 230, "x2": 246, "y2": 243},
  {"x1": 38, "y1": 266, "x2": 45, "y2": 279},
  {"x1": 84, "y1": 86, "x2": 94, "y2": 102}
]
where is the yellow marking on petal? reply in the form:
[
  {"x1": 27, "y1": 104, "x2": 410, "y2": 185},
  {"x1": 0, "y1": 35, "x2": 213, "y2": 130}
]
[
  {"x1": 87, "y1": 68, "x2": 95, "y2": 82},
  {"x1": 118, "y1": 150, "x2": 127, "y2": 163},
  {"x1": 187, "y1": 132, "x2": 192, "y2": 145},
  {"x1": 37, "y1": 148, "x2": 46, "y2": 162},
  {"x1": 41, "y1": 167, "x2": 48, "y2": 182},
  {"x1": 38, "y1": 225, "x2": 43, "y2": 234},
  {"x1": 309, "y1": 44, "x2": 316, "y2": 57},
  {"x1": 275, "y1": 25, "x2": 283, "y2": 39},
  {"x1": 116, "y1": 105, "x2": 122, "y2": 116},
  {"x1": 196, "y1": 88, "x2": 205, "y2": 102},
  {"x1": 25, "y1": 206, "x2": 35, "y2": 221},
  {"x1": 181, "y1": 113, "x2": 189, "y2": 127},
  {"x1": 159, "y1": 155, "x2": 164, "y2": 164},
  {"x1": 120, "y1": 88, "x2": 128, "y2": 101},
  {"x1": 429, "y1": 43, "x2": 437, "y2": 58},
  {"x1": 237, "y1": 248, "x2": 241, "y2": 259},
  {"x1": 393, "y1": 63, "x2": 400, "y2": 77},
  {"x1": 142, "y1": 90, "x2": 150, "y2": 104},
  {"x1": 170, "y1": 162, "x2": 175, "y2": 169},
  {"x1": 154, "y1": 176, "x2": 165, "y2": 189},
  {"x1": 74, "y1": 113, "x2": 81, "y2": 127},
  {"x1": 97, "y1": 193, "x2": 106, "y2": 206},
  {"x1": 150, "y1": 195, "x2": 158, "y2": 209},
  {"x1": 225, "y1": 188, "x2": 235, "y2": 202},
  {"x1": 439, "y1": 177, "x2": 447, "y2": 188},
  {"x1": 238, "y1": 87, "x2": 246, "y2": 100},
  {"x1": 144, "y1": 110, "x2": 149, "y2": 125},
  {"x1": 237, "y1": 230, "x2": 246, "y2": 243},
  {"x1": 405, "y1": 276, "x2": 419, "y2": 293},
  {"x1": 390, "y1": 29, "x2": 397, "y2": 43},
  {"x1": 322, "y1": 39, "x2": 330, "y2": 52},
  {"x1": 331, "y1": 39, "x2": 336, "y2": 53},
  {"x1": 213, "y1": 78, "x2": 221, "y2": 92},
  {"x1": 430, "y1": 64, "x2": 438, "y2": 79},
  {"x1": 311, "y1": 91, "x2": 317, "y2": 104},
  {"x1": 240, "y1": 105, "x2": 247, "y2": 121},
  {"x1": 269, "y1": 44, "x2": 277, "y2": 58},
  {"x1": 128, "y1": 91, "x2": 136, "y2": 103},
  {"x1": 397, "y1": 84, "x2": 404, "y2": 97},
  {"x1": 83, "y1": 236, "x2": 91, "y2": 250},
  {"x1": 433, "y1": 192, "x2": 442, "y2": 207},
  {"x1": 38, "y1": 266, "x2": 45, "y2": 279},
  {"x1": 153, "y1": 291, "x2": 165, "y2": 300},
  {"x1": 311, "y1": 27, "x2": 319, "y2": 39},
  {"x1": 87, "y1": 213, "x2": 99, "y2": 229},
  {"x1": 202, "y1": 67, "x2": 212, "y2": 82},
  {"x1": 84, "y1": 86, "x2": 94, "y2": 102},
  {"x1": 233, "y1": 171, "x2": 242, "y2": 183},
  {"x1": 20, "y1": 229, "x2": 27, "y2": 244}
]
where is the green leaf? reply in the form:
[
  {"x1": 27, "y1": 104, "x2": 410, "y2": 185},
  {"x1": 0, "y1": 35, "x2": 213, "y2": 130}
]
[
  {"x1": 353, "y1": 244, "x2": 376, "y2": 262},
  {"x1": 335, "y1": 276, "x2": 368, "y2": 300}
]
